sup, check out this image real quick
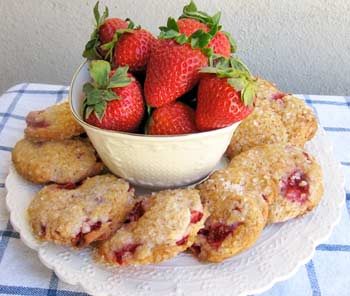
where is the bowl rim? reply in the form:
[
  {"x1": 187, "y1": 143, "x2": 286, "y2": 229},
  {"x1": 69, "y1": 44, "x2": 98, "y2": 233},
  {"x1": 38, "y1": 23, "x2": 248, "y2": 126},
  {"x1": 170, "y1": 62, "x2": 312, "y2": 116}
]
[{"x1": 69, "y1": 59, "x2": 240, "y2": 140}]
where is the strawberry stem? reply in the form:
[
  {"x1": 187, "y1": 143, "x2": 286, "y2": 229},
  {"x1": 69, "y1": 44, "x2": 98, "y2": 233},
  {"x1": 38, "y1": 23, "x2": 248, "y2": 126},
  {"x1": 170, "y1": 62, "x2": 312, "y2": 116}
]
[{"x1": 83, "y1": 1, "x2": 109, "y2": 60}]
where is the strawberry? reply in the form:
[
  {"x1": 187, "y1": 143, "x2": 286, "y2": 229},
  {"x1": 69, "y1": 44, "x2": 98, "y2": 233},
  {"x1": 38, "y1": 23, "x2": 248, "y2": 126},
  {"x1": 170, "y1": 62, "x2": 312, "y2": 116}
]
[
  {"x1": 99, "y1": 18, "x2": 129, "y2": 44},
  {"x1": 179, "y1": 1, "x2": 236, "y2": 57},
  {"x1": 196, "y1": 56, "x2": 256, "y2": 131},
  {"x1": 209, "y1": 31, "x2": 232, "y2": 58},
  {"x1": 83, "y1": 60, "x2": 145, "y2": 132},
  {"x1": 144, "y1": 1, "x2": 237, "y2": 107},
  {"x1": 177, "y1": 18, "x2": 208, "y2": 36},
  {"x1": 83, "y1": 2, "x2": 156, "y2": 72},
  {"x1": 112, "y1": 29, "x2": 157, "y2": 72},
  {"x1": 144, "y1": 38, "x2": 208, "y2": 107},
  {"x1": 177, "y1": 18, "x2": 233, "y2": 57},
  {"x1": 147, "y1": 102, "x2": 198, "y2": 135},
  {"x1": 83, "y1": 2, "x2": 129, "y2": 59}
]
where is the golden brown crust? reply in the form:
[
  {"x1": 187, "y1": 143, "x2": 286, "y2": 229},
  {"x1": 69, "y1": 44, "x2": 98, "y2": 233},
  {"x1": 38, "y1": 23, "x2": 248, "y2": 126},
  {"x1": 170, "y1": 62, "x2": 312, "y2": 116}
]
[
  {"x1": 24, "y1": 101, "x2": 84, "y2": 142},
  {"x1": 255, "y1": 77, "x2": 285, "y2": 100},
  {"x1": 97, "y1": 188, "x2": 207, "y2": 265},
  {"x1": 192, "y1": 192, "x2": 265, "y2": 263},
  {"x1": 227, "y1": 108, "x2": 288, "y2": 158},
  {"x1": 228, "y1": 84, "x2": 318, "y2": 158},
  {"x1": 229, "y1": 144, "x2": 324, "y2": 223},
  {"x1": 28, "y1": 175, "x2": 135, "y2": 247},
  {"x1": 12, "y1": 138, "x2": 103, "y2": 184}
]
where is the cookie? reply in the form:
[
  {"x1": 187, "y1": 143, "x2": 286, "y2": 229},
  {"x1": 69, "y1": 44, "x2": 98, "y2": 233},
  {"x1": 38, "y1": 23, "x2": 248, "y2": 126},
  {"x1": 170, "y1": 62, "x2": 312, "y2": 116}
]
[
  {"x1": 229, "y1": 144, "x2": 324, "y2": 223},
  {"x1": 12, "y1": 138, "x2": 103, "y2": 184},
  {"x1": 198, "y1": 165, "x2": 278, "y2": 223},
  {"x1": 97, "y1": 188, "x2": 207, "y2": 265},
  {"x1": 227, "y1": 95, "x2": 318, "y2": 158},
  {"x1": 28, "y1": 174, "x2": 135, "y2": 247},
  {"x1": 227, "y1": 108, "x2": 288, "y2": 158},
  {"x1": 255, "y1": 78, "x2": 285, "y2": 100},
  {"x1": 191, "y1": 192, "x2": 265, "y2": 263},
  {"x1": 24, "y1": 101, "x2": 84, "y2": 142},
  {"x1": 280, "y1": 95, "x2": 318, "y2": 146}
]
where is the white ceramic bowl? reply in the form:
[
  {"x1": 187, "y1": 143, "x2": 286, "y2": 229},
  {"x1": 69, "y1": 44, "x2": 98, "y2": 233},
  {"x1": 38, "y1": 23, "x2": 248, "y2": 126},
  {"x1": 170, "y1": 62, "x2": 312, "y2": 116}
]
[{"x1": 69, "y1": 60, "x2": 240, "y2": 188}]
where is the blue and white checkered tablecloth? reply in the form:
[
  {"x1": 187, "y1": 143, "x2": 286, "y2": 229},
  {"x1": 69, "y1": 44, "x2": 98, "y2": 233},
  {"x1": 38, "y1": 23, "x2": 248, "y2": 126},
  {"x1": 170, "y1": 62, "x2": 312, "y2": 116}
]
[{"x1": 0, "y1": 83, "x2": 349, "y2": 296}]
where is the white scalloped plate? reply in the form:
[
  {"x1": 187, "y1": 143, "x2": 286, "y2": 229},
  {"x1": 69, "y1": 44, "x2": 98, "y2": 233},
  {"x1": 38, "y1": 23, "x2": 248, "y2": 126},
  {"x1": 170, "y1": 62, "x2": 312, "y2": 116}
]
[{"x1": 6, "y1": 128, "x2": 345, "y2": 296}]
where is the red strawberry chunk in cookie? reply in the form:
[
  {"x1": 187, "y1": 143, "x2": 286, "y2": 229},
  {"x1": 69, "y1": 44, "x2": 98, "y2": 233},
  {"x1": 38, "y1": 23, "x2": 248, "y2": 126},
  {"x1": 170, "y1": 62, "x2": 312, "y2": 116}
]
[
  {"x1": 176, "y1": 235, "x2": 189, "y2": 246},
  {"x1": 114, "y1": 244, "x2": 140, "y2": 265},
  {"x1": 281, "y1": 170, "x2": 309, "y2": 203},
  {"x1": 57, "y1": 183, "x2": 77, "y2": 190},
  {"x1": 190, "y1": 210, "x2": 203, "y2": 223},
  {"x1": 271, "y1": 92, "x2": 286, "y2": 101},
  {"x1": 125, "y1": 201, "x2": 145, "y2": 223},
  {"x1": 199, "y1": 222, "x2": 242, "y2": 249},
  {"x1": 26, "y1": 111, "x2": 49, "y2": 128}
]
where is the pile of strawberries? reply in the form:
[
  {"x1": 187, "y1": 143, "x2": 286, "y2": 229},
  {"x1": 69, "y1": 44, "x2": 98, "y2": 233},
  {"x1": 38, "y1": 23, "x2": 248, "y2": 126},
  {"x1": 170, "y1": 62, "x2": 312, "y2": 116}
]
[{"x1": 82, "y1": 1, "x2": 257, "y2": 135}]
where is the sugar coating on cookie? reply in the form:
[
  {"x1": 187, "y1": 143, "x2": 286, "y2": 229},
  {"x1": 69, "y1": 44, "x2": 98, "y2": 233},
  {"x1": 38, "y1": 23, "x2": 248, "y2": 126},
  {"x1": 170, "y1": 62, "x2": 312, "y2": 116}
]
[
  {"x1": 281, "y1": 95, "x2": 318, "y2": 146},
  {"x1": 97, "y1": 188, "x2": 207, "y2": 265},
  {"x1": 255, "y1": 78, "x2": 285, "y2": 100},
  {"x1": 229, "y1": 144, "x2": 324, "y2": 223},
  {"x1": 227, "y1": 108, "x2": 288, "y2": 158},
  {"x1": 12, "y1": 138, "x2": 103, "y2": 184},
  {"x1": 28, "y1": 174, "x2": 135, "y2": 247},
  {"x1": 256, "y1": 95, "x2": 318, "y2": 145},
  {"x1": 198, "y1": 166, "x2": 278, "y2": 223},
  {"x1": 24, "y1": 101, "x2": 84, "y2": 142},
  {"x1": 191, "y1": 192, "x2": 265, "y2": 263},
  {"x1": 228, "y1": 90, "x2": 318, "y2": 159}
]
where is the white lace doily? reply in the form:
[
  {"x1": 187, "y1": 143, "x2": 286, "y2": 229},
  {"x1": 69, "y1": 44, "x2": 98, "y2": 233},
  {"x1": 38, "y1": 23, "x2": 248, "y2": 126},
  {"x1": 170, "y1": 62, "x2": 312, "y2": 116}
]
[{"x1": 6, "y1": 128, "x2": 345, "y2": 296}]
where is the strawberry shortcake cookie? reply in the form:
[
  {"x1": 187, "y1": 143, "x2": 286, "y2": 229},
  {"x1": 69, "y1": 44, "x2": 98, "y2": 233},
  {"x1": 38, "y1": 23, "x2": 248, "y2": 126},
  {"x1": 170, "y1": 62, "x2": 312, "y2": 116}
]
[
  {"x1": 228, "y1": 92, "x2": 318, "y2": 158},
  {"x1": 24, "y1": 101, "x2": 84, "y2": 142},
  {"x1": 12, "y1": 138, "x2": 103, "y2": 184},
  {"x1": 97, "y1": 188, "x2": 207, "y2": 265},
  {"x1": 28, "y1": 174, "x2": 135, "y2": 247},
  {"x1": 191, "y1": 192, "x2": 265, "y2": 262},
  {"x1": 229, "y1": 144, "x2": 324, "y2": 223}
]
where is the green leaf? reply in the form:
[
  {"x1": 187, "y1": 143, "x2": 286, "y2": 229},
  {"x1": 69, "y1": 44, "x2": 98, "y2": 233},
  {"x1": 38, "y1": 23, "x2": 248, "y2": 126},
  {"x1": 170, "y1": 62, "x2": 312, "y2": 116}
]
[
  {"x1": 199, "y1": 66, "x2": 219, "y2": 74},
  {"x1": 94, "y1": 101, "x2": 107, "y2": 121},
  {"x1": 241, "y1": 83, "x2": 255, "y2": 107},
  {"x1": 108, "y1": 66, "x2": 132, "y2": 88},
  {"x1": 82, "y1": 2, "x2": 108, "y2": 60},
  {"x1": 201, "y1": 47, "x2": 213, "y2": 57},
  {"x1": 89, "y1": 60, "x2": 111, "y2": 88},
  {"x1": 126, "y1": 18, "x2": 135, "y2": 29},
  {"x1": 227, "y1": 77, "x2": 246, "y2": 91},
  {"x1": 84, "y1": 106, "x2": 94, "y2": 120},
  {"x1": 229, "y1": 57, "x2": 251, "y2": 75},
  {"x1": 147, "y1": 105, "x2": 152, "y2": 117},
  {"x1": 208, "y1": 23, "x2": 220, "y2": 38},
  {"x1": 83, "y1": 82, "x2": 95, "y2": 94},
  {"x1": 183, "y1": 0, "x2": 197, "y2": 13},
  {"x1": 198, "y1": 32, "x2": 211, "y2": 47},
  {"x1": 159, "y1": 29, "x2": 181, "y2": 39},
  {"x1": 175, "y1": 34, "x2": 188, "y2": 44},
  {"x1": 103, "y1": 90, "x2": 120, "y2": 101},
  {"x1": 85, "y1": 89, "x2": 103, "y2": 105},
  {"x1": 222, "y1": 31, "x2": 237, "y2": 53},
  {"x1": 179, "y1": 0, "x2": 218, "y2": 29},
  {"x1": 93, "y1": 2, "x2": 101, "y2": 25},
  {"x1": 188, "y1": 29, "x2": 209, "y2": 48},
  {"x1": 83, "y1": 39, "x2": 102, "y2": 59},
  {"x1": 167, "y1": 17, "x2": 179, "y2": 32},
  {"x1": 211, "y1": 12, "x2": 221, "y2": 26}
]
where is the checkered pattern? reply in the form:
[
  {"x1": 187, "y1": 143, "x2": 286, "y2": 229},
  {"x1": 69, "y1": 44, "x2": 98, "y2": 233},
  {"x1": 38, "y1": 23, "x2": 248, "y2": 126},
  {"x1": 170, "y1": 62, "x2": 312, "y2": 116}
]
[{"x1": 0, "y1": 84, "x2": 349, "y2": 296}]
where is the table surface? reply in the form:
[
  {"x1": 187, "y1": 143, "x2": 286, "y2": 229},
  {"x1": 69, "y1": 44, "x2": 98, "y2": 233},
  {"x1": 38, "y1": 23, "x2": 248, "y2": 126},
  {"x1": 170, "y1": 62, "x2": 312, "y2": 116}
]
[{"x1": 0, "y1": 83, "x2": 349, "y2": 296}]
